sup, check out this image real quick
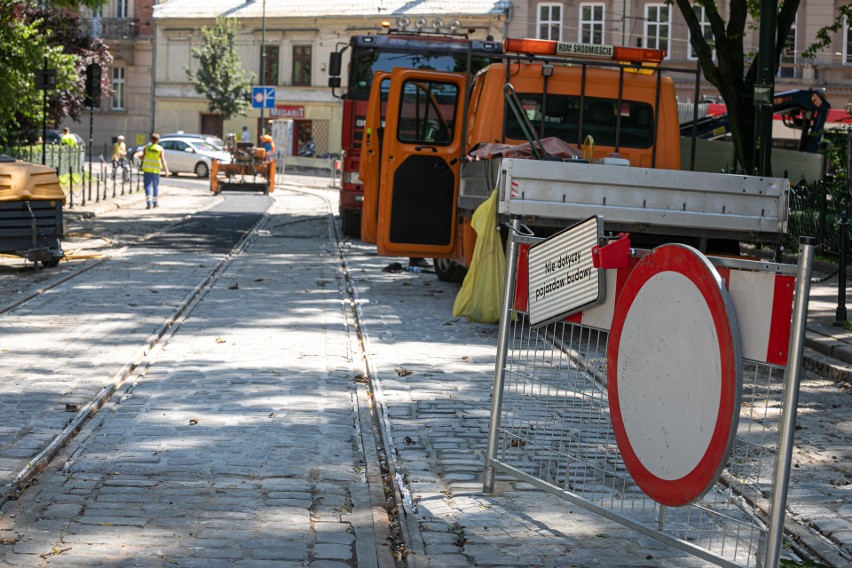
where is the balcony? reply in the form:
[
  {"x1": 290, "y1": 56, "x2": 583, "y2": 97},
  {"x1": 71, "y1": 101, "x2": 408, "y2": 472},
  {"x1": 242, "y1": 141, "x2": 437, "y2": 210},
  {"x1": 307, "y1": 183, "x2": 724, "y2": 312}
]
[{"x1": 80, "y1": 18, "x2": 139, "y2": 40}]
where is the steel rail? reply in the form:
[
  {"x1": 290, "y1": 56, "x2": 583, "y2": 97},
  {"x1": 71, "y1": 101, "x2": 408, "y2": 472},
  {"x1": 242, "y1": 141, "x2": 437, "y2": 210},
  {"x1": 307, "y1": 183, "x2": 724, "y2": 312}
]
[
  {"x1": 284, "y1": 185, "x2": 412, "y2": 568},
  {"x1": 0, "y1": 209, "x2": 270, "y2": 510}
]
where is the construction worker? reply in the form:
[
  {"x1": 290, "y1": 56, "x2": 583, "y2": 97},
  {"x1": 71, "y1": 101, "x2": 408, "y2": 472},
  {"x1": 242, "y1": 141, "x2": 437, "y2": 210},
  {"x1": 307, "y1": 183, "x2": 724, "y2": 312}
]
[
  {"x1": 60, "y1": 127, "x2": 78, "y2": 148},
  {"x1": 260, "y1": 131, "x2": 275, "y2": 162},
  {"x1": 112, "y1": 135, "x2": 127, "y2": 179},
  {"x1": 135, "y1": 133, "x2": 169, "y2": 209}
]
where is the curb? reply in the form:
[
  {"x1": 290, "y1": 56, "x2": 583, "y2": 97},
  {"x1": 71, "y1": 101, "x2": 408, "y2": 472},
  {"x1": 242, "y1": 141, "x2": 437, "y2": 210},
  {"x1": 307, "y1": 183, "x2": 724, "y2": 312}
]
[{"x1": 802, "y1": 344, "x2": 852, "y2": 383}]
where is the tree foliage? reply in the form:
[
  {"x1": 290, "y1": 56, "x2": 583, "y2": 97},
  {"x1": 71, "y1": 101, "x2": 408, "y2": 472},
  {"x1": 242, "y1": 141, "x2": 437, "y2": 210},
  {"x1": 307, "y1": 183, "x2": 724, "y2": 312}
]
[
  {"x1": 673, "y1": 0, "x2": 800, "y2": 173},
  {"x1": 802, "y1": 3, "x2": 852, "y2": 59},
  {"x1": 186, "y1": 17, "x2": 255, "y2": 123},
  {"x1": 0, "y1": 1, "x2": 112, "y2": 142}
]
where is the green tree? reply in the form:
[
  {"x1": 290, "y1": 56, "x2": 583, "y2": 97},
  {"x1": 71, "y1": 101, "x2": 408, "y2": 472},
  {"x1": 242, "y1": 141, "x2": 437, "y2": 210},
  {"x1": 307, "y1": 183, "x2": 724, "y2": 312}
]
[
  {"x1": 186, "y1": 17, "x2": 255, "y2": 123},
  {"x1": 0, "y1": 0, "x2": 112, "y2": 142},
  {"x1": 673, "y1": 0, "x2": 800, "y2": 173}
]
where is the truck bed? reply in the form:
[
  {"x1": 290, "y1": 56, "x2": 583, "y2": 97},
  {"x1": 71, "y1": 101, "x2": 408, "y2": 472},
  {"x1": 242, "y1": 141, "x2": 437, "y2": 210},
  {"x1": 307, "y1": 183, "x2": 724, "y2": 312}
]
[{"x1": 459, "y1": 158, "x2": 789, "y2": 243}]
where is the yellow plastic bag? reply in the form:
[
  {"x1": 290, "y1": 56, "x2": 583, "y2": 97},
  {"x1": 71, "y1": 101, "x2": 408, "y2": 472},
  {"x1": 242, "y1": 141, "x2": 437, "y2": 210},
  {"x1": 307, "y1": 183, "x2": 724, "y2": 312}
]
[{"x1": 453, "y1": 189, "x2": 505, "y2": 323}]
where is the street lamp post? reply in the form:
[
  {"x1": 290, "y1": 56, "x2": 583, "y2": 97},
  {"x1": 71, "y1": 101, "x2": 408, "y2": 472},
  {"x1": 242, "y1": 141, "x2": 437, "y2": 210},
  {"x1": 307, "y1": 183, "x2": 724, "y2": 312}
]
[{"x1": 260, "y1": 0, "x2": 266, "y2": 134}]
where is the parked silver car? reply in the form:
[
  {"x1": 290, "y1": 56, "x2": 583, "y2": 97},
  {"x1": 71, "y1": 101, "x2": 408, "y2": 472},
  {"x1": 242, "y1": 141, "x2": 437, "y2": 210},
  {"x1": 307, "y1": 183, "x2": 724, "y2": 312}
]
[
  {"x1": 160, "y1": 132, "x2": 225, "y2": 150},
  {"x1": 135, "y1": 137, "x2": 230, "y2": 178}
]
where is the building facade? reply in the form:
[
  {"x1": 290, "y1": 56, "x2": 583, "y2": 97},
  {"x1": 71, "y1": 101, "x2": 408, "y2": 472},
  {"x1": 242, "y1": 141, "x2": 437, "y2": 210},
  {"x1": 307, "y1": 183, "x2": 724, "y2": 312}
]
[
  {"x1": 66, "y1": 0, "x2": 157, "y2": 152},
  {"x1": 510, "y1": 1, "x2": 851, "y2": 115},
  {"x1": 149, "y1": 1, "x2": 511, "y2": 157},
  {"x1": 76, "y1": 1, "x2": 850, "y2": 152}
]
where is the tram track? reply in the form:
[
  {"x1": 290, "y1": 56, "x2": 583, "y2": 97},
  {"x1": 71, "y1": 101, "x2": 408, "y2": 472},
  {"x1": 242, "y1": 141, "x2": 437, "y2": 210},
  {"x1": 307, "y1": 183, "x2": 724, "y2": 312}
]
[
  {"x1": 0, "y1": 201, "x2": 271, "y2": 511},
  {"x1": 0, "y1": 185, "x2": 412, "y2": 566},
  {"x1": 281, "y1": 185, "x2": 412, "y2": 567}
]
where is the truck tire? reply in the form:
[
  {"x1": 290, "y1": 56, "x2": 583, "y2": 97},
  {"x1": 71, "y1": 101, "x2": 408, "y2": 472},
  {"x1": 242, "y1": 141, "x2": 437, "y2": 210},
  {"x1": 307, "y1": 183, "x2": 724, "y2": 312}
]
[
  {"x1": 341, "y1": 210, "x2": 361, "y2": 238},
  {"x1": 433, "y1": 258, "x2": 467, "y2": 283}
]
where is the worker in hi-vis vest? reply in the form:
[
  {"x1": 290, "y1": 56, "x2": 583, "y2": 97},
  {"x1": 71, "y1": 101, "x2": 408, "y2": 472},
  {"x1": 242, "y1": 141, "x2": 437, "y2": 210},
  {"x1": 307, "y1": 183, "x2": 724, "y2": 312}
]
[{"x1": 135, "y1": 133, "x2": 169, "y2": 209}]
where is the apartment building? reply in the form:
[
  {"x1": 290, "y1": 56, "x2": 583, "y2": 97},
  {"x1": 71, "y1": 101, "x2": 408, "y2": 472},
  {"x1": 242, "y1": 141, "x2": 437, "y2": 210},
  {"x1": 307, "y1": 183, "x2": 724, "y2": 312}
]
[
  {"x1": 66, "y1": 1, "x2": 157, "y2": 151},
  {"x1": 148, "y1": 1, "x2": 510, "y2": 157},
  {"x1": 75, "y1": 1, "x2": 849, "y2": 152},
  {"x1": 510, "y1": 1, "x2": 851, "y2": 116}
]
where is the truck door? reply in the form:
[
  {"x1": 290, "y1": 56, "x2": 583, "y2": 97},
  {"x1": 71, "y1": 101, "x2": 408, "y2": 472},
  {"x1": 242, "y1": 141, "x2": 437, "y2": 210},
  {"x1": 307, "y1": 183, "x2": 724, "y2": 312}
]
[
  {"x1": 376, "y1": 69, "x2": 466, "y2": 258},
  {"x1": 359, "y1": 72, "x2": 390, "y2": 244}
]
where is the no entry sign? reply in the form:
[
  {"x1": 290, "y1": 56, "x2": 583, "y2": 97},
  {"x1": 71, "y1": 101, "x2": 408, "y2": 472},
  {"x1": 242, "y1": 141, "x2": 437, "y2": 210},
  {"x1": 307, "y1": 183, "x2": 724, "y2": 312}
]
[{"x1": 607, "y1": 244, "x2": 742, "y2": 506}]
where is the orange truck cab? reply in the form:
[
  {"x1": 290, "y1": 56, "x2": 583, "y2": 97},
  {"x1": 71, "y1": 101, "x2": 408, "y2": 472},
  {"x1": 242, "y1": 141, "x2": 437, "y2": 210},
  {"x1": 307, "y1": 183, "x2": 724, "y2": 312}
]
[{"x1": 360, "y1": 38, "x2": 680, "y2": 280}]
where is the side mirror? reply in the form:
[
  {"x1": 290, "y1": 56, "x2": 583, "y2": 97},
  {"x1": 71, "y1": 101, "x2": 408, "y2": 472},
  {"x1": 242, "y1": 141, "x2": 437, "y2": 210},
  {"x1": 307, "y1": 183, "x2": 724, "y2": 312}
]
[
  {"x1": 329, "y1": 52, "x2": 342, "y2": 77},
  {"x1": 185, "y1": 147, "x2": 194, "y2": 153},
  {"x1": 328, "y1": 77, "x2": 341, "y2": 88}
]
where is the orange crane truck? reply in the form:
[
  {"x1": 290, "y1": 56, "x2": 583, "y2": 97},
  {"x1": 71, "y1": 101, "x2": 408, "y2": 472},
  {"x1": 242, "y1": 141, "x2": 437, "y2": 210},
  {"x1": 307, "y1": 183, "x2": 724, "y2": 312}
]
[{"x1": 359, "y1": 38, "x2": 789, "y2": 281}]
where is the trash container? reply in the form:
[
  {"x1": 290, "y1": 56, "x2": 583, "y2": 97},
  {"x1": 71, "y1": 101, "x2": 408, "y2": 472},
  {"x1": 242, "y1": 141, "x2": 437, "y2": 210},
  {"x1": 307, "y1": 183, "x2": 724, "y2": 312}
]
[{"x1": 0, "y1": 155, "x2": 65, "y2": 267}]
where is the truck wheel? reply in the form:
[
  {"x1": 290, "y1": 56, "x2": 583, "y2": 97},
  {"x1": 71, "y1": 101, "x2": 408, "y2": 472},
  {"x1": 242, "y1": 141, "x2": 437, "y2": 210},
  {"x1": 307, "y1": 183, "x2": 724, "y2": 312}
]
[
  {"x1": 195, "y1": 162, "x2": 210, "y2": 178},
  {"x1": 341, "y1": 210, "x2": 361, "y2": 238},
  {"x1": 433, "y1": 258, "x2": 467, "y2": 283}
]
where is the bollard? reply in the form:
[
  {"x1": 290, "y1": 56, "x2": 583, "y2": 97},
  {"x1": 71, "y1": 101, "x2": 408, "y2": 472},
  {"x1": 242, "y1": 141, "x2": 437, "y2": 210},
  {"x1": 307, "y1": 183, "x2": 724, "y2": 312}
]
[{"x1": 835, "y1": 210, "x2": 848, "y2": 326}]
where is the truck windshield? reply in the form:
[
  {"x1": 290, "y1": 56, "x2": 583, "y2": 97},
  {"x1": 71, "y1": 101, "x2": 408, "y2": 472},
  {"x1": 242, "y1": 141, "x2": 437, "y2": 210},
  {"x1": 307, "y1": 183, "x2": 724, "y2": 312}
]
[
  {"x1": 349, "y1": 46, "x2": 491, "y2": 99},
  {"x1": 507, "y1": 94, "x2": 655, "y2": 149}
]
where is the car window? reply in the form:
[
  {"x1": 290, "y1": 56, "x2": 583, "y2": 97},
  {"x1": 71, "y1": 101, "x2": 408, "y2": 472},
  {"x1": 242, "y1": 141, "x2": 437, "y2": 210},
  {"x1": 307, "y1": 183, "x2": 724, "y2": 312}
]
[
  {"x1": 191, "y1": 142, "x2": 218, "y2": 152},
  {"x1": 173, "y1": 141, "x2": 190, "y2": 151},
  {"x1": 158, "y1": 140, "x2": 174, "y2": 150}
]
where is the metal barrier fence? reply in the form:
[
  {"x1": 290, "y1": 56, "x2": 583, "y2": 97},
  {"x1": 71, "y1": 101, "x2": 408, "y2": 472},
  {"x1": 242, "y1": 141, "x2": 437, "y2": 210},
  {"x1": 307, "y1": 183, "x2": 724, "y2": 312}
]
[
  {"x1": 484, "y1": 222, "x2": 814, "y2": 568},
  {"x1": 0, "y1": 144, "x2": 143, "y2": 207},
  {"x1": 788, "y1": 178, "x2": 847, "y2": 256}
]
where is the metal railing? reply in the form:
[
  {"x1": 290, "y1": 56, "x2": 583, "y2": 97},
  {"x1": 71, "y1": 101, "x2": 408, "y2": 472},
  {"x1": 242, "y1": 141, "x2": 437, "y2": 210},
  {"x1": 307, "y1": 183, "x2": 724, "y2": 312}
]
[
  {"x1": 484, "y1": 222, "x2": 814, "y2": 567},
  {"x1": 1, "y1": 144, "x2": 143, "y2": 207},
  {"x1": 79, "y1": 18, "x2": 139, "y2": 40}
]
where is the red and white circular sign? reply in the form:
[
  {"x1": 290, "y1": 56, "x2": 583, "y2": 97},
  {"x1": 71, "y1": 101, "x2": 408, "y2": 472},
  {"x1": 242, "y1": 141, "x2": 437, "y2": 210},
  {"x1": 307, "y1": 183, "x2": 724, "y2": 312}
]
[{"x1": 607, "y1": 244, "x2": 742, "y2": 507}]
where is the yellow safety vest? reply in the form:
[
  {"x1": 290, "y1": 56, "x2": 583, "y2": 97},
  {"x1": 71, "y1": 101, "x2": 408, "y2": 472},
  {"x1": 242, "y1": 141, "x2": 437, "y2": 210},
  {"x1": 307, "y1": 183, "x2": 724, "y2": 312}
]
[
  {"x1": 141, "y1": 144, "x2": 164, "y2": 174},
  {"x1": 113, "y1": 141, "x2": 126, "y2": 160}
]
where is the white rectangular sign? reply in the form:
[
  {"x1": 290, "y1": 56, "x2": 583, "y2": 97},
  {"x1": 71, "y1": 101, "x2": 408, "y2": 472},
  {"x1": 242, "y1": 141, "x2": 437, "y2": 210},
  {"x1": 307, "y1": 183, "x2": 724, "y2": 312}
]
[
  {"x1": 555, "y1": 42, "x2": 614, "y2": 58},
  {"x1": 528, "y1": 216, "x2": 604, "y2": 327}
]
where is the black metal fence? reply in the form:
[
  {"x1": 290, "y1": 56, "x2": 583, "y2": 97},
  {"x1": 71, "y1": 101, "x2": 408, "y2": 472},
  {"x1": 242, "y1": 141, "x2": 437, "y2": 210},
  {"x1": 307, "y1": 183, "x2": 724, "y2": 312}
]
[
  {"x1": 785, "y1": 129, "x2": 850, "y2": 259},
  {"x1": 0, "y1": 143, "x2": 144, "y2": 208},
  {"x1": 787, "y1": 175, "x2": 848, "y2": 257}
]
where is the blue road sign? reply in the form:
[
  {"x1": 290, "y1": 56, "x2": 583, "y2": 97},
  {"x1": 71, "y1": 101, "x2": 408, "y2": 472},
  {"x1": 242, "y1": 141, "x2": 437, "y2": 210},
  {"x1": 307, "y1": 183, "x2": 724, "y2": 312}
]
[{"x1": 252, "y1": 86, "x2": 275, "y2": 109}]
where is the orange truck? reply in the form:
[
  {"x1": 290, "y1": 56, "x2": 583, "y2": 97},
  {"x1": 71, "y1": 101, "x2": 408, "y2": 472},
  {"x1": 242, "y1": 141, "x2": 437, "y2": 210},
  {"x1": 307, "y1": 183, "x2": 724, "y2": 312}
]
[{"x1": 359, "y1": 38, "x2": 788, "y2": 281}]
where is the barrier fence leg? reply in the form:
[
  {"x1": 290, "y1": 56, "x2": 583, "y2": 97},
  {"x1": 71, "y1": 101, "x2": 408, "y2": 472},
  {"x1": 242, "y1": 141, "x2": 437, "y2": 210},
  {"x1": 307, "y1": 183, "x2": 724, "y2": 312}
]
[
  {"x1": 836, "y1": 210, "x2": 848, "y2": 326},
  {"x1": 763, "y1": 236, "x2": 815, "y2": 568},
  {"x1": 483, "y1": 214, "x2": 522, "y2": 494}
]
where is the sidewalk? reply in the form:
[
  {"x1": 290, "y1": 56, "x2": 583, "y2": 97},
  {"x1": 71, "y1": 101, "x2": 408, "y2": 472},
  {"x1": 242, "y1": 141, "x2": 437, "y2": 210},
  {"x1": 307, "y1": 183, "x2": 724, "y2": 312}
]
[{"x1": 804, "y1": 267, "x2": 852, "y2": 382}]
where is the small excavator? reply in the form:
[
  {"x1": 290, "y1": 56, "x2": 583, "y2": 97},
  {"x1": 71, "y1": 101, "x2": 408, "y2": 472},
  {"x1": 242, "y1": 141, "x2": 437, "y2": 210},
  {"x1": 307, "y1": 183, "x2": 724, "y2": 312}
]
[{"x1": 210, "y1": 135, "x2": 275, "y2": 195}]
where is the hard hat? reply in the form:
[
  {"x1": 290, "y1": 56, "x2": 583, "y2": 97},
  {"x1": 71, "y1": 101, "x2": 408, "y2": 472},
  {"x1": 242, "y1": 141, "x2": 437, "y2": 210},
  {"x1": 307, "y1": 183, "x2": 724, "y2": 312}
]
[{"x1": 118, "y1": 135, "x2": 124, "y2": 139}]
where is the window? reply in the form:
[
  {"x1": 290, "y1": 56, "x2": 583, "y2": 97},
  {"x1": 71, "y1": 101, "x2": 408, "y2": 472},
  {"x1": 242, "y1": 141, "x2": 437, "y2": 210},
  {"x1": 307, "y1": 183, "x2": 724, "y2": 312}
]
[
  {"x1": 116, "y1": 0, "x2": 128, "y2": 18},
  {"x1": 261, "y1": 44, "x2": 279, "y2": 86},
  {"x1": 397, "y1": 80, "x2": 460, "y2": 145},
  {"x1": 688, "y1": 7, "x2": 713, "y2": 60},
  {"x1": 579, "y1": 4, "x2": 605, "y2": 45},
  {"x1": 505, "y1": 93, "x2": 655, "y2": 149},
  {"x1": 292, "y1": 45, "x2": 312, "y2": 86},
  {"x1": 846, "y1": 18, "x2": 852, "y2": 64},
  {"x1": 111, "y1": 67, "x2": 125, "y2": 110},
  {"x1": 778, "y1": 16, "x2": 797, "y2": 77},
  {"x1": 644, "y1": 4, "x2": 670, "y2": 56},
  {"x1": 537, "y1": 3, "x2": 562, "y2": 41}
]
